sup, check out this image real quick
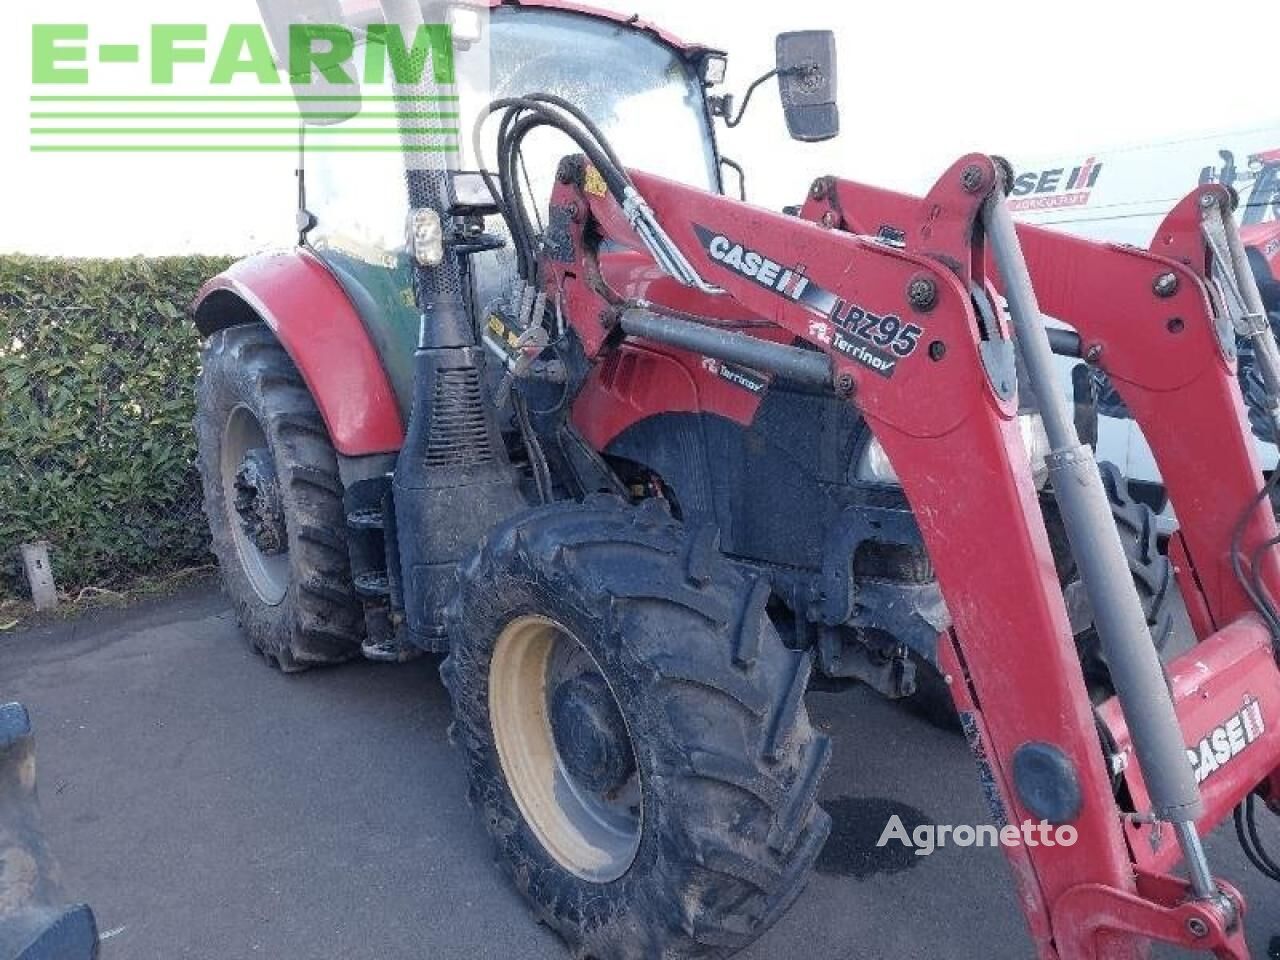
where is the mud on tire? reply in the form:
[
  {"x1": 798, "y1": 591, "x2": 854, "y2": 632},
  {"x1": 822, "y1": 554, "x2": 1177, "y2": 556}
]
[
  {"x1": 196, "y1": 325, "x2": 363, "y2": 671},
  {"x1": 442, "y1": 497, "x2": 831, "y2": 959}
]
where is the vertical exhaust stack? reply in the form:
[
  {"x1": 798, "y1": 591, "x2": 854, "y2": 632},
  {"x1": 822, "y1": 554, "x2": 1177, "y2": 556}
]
[{"x1": 385, "y1": 0, "x2": 525, "y2": 650}]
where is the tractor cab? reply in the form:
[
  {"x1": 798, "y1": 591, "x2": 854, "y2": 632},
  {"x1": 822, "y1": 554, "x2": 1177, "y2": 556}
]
[
  {"x1": 259, "y1": 1, "x2": 836, "y2": 418},
  {"x1": 282, "y1": 2, "x2": 729, "y2": 417}
]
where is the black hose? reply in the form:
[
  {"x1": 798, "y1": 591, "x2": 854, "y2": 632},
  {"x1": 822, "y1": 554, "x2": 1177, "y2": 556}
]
[
  {"x1": 504, "y1": 113, "x2": 555, "y2": 280},
  {"x1": 1235, "y1": 794, "x2": 1280, "y2": 882},
  {"x1": 476, "y1": 97, "x2": 630, "y2": 201},
  {"x1": 471, "y1": 97, "x2": 633, "y2": 282},
  {"x1": 1230, "y1": 466, "x2": 1280, "y2": 638},
  {"x1": 512, "y1": 391, "x2": 552, "y2": 504},
  {"x1": 518, "y1": 92, "x2": 622, "y2": 170},
  {"x1": 1249, "y1": 534, "x2": 1280, "y2": 617}
]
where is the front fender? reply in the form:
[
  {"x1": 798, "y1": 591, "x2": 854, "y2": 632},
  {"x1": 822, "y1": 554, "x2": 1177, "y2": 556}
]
[{"x1": 192, "y1": 250, "x2": 405, "y2": 457}]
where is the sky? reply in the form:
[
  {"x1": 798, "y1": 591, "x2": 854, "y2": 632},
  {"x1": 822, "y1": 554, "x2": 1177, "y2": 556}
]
[{"x1": 4, "y1": 0, "x2": 1279, "y2": 257}]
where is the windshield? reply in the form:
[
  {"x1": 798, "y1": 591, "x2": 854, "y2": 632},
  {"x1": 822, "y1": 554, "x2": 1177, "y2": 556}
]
[
  {"x1": 473, "y1": 8, "x2": 720, "y2": 194},
  {"x1": 302, "y1": 6, "x2": 722, "y2": 363},
  {"x1": 458, "y1": 7, "x2": 720, "y2": 308}
]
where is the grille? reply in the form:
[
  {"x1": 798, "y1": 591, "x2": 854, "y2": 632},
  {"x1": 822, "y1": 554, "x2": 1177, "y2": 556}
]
[{"x1": 425, "y1": 368, "x2": 495, "y2": 468}]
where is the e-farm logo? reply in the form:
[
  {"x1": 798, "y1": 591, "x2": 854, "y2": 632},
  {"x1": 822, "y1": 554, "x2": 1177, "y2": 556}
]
[{"x1": 28, "y1": 20, "x2": 462, "y2": 154}]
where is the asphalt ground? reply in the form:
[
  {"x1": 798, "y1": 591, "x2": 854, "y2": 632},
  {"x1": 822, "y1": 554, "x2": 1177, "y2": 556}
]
[{"x1": 4, "y1": 581, "x2": 1279, "y2": 959}]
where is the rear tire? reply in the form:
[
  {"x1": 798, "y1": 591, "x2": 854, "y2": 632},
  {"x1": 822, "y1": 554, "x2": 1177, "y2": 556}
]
[
  {"x1": 908, "y1": 462, "x2": 1173, "y2": 725},
  {"x1": 196, "y1": 325, "x2": 363, "y2": 671},
  {"x1": 1051, "y1": 461, "x2": 1174, "y2": 700},
  {"x1": 443, "y1": 497, "x2": 831, "y2": 959}
]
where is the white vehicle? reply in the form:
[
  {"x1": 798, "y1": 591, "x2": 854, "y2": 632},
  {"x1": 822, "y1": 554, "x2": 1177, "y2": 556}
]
[{"x1": 1009, "y1": 126, "x2": 1280, "y2": 525}]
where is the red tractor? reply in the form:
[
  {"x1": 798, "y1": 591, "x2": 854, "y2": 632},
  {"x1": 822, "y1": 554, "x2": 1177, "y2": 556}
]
[
  {"x1": 1201, "y1": 147, "x2": 1280, "y2": 313},
  {"x1": 193, "y1": 2, "x2": 1280, "y2": 957}
]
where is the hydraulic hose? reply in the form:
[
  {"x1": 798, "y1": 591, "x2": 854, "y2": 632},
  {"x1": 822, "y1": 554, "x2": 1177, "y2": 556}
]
[{"x1": 472, "y1": 97, "x2": 633, "y2": 283}]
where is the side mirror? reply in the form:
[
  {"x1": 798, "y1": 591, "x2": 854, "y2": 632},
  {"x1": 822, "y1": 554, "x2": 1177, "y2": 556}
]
[{"x1": 775, "y1": 30, "x2": 839, "y2": 143}]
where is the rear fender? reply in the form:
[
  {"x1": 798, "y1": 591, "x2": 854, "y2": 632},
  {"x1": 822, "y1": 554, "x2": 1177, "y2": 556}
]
[{"x1": 192, "y1": 250, "x2": 405, "y2": 456}]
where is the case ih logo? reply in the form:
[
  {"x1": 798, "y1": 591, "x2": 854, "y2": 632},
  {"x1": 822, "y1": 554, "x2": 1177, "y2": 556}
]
[
  {"x1": 693, "y1": 224, "x2": 925, "y2": 379},
  {"x1": 1008, "y1": 158, "x2": 1104, "y2": 212},
  {"x1": 694, "y1": 226, "x2": 814, "y2": 302},
  {"x1": 1187, "y1": 697, "x2": 1266, "y2": 786}
]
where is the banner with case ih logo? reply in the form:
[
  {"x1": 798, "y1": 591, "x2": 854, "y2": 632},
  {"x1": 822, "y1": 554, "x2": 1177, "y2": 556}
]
[{"x1": 1007, "y1": 157, "x2": 1104, "y2": 212}]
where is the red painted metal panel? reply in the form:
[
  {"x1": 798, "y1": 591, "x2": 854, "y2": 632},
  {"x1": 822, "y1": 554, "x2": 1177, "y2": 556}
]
[
  {"x1": 571, "y1": 340, "x2": 767, "y2": 453},
  {"x1": 193, "y1": 250, "x2": 405, "y2": 457},
  {"x1": 568, "y1": 249, "x2": 789, "y2": 448},
  {"x1": 1098, "y1": 614, "x2": 1280, "y2": 874}
]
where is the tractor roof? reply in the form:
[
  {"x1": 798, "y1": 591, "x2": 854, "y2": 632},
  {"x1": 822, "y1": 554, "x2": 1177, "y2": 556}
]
[{"x1": 336, "y1": 0, "x2": 715, "y2": 57}]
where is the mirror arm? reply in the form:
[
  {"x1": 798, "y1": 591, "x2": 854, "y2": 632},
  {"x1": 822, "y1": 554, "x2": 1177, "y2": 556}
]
[{"x1": 722, "y1": 68, "x2": 787, "y2": 129}]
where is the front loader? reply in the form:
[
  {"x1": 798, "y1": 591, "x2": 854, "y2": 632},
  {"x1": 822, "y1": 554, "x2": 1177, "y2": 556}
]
[{"x1": 192, "y1": 2, "x2": 1280, "y2": 956}]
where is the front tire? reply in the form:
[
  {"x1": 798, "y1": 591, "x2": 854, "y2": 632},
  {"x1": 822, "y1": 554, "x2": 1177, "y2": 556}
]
[
  {"x1": 196, "y1": 325, "x2": 363, "y2": 671},
  {"x1": 443, "y1": 498, "x2": 831, "y2": 959}
]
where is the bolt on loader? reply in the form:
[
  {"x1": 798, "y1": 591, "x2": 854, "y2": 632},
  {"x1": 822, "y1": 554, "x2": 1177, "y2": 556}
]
[{"x1": 192, "y1": 1, "x2": 1280, "y2": 956}]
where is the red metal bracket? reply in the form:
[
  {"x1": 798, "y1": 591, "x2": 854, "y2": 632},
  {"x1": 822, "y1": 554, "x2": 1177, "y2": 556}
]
[{"x1": 1054, "y1": 872, "x2": 1248, "y2": 960}]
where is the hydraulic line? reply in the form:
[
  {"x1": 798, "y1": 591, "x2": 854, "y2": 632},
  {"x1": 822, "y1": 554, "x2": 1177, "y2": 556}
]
[
  {"x1": 1230, "y1": 466, "x2": 1280, "y2": 639},
  {"x1": 473, "y1": 98, "x2": 630, "y2": 284},
  {"x1": 1235, "y1": 794, "x2": 1280, "y2": 883},
  {"x1": 476, "y1": 95, "x2": 720, "y2": 293}
]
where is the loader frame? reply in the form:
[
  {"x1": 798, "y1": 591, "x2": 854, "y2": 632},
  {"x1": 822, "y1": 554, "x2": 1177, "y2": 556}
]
[{"x1": 539, "y1": 153, "x2": 1280, "y2": 958}]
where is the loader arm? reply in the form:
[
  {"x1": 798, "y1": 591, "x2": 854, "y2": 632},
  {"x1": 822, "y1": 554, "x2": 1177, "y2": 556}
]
[
  {"x1": 801, "y1": 178, "x2": 1280, "y2": 854},
  {"x1": 799, "y1": 179, "x2": 1280, "y2": 629},
  {"x1": 541, "y1": 155, "x2": 1280, "y2": 958}
]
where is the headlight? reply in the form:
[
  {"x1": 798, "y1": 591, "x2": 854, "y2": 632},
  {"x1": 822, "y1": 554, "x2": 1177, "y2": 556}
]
[
  {"x1": 701, "y1": 55, "x2": 728, "y2": 87},
  {"x1": 408, "y1": 208, "x2": 445, "y2": 266},
  {"x1": 857, "y1": 414, "x2": 1052, "y2": 488},
  {"x1": 448, "y1": 3, "x2": 486, "y2": 46}
]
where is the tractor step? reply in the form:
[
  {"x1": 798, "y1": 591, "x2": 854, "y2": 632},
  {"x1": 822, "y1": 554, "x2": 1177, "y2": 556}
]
[
  {"x1": 354, "y1": 571, "x2": 391, "y2": 599},
  {"x1": 346, "y1": 507, "x2": 384, "y2": 531},
  {"x1": 360, "y1": 603, "x2": 421, "y2": 664}
]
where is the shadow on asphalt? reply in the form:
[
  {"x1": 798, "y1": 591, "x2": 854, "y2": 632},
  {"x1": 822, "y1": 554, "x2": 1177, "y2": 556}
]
[{"x1": 4, "y1": 581, "x2": 1278, "y2": 959}]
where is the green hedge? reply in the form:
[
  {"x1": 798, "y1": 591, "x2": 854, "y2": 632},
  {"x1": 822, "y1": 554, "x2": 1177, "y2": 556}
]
[{"x1": 0, "y1": 255, "x2": 235, "y2": 600}]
